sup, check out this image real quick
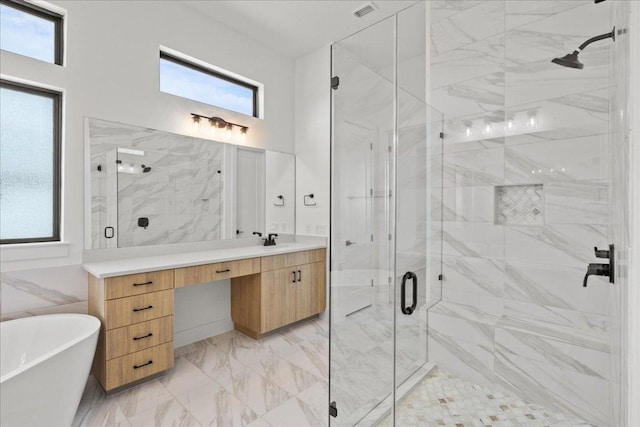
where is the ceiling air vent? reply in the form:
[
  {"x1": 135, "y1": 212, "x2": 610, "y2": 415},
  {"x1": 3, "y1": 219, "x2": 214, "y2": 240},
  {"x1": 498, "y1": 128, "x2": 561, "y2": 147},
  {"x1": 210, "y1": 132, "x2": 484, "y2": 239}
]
[{"x1": 353, "y1": 2, "x2": 376, "y2": 18}]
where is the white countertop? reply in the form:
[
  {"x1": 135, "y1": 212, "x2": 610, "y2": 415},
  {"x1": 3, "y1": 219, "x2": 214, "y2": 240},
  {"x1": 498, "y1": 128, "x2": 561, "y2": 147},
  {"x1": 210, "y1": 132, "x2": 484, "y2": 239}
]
[{"x1": 82, "y1": 241, "x2": 326, "y2": 278}]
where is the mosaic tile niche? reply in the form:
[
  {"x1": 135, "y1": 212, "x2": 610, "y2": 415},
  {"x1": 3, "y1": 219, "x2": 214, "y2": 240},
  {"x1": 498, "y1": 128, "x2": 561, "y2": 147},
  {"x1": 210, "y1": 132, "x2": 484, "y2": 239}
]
[{"x1": 495, "y1": 184, "x2": 544, "y2": 226}]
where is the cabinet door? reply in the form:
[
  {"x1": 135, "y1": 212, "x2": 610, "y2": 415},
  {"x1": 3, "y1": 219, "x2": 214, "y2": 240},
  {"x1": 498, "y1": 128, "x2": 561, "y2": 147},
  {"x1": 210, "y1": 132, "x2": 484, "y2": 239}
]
[
  {"x1": 261, "y1": 267, "x2": 298, "y2": 332},
  {"x1": 295, "y1": 261, "x2": 326, "y2": 320},
  {"x1": 311, "y1": 261, "x2": 327, "y2": 314}
]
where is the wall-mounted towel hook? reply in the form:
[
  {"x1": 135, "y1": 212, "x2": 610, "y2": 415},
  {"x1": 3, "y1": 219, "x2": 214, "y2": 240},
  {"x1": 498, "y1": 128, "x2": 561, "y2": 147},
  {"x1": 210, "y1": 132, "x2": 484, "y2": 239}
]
[
  {"x1": 304, "y1": 193, "x2": 317, "y2": 206},
  {"x1": 274, "y1": 195, "x2": 285, "y2": 207}
]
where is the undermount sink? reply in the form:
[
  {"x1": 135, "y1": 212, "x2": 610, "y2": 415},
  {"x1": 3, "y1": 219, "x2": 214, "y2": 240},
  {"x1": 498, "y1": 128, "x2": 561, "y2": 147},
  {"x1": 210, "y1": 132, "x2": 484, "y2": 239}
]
[{"x1": 264, "y1": 244, "x2": 288, "y2": 249}]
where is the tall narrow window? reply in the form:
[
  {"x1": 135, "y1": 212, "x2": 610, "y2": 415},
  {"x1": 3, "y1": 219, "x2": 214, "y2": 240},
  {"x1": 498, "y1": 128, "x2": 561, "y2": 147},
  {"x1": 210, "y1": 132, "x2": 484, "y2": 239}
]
[
  {"x1": 160, "y1": 52, "x2": 259, "y2": 118},
  {"x1": 0, "y1": 80, "x2": 61, "y2": 243},
  {"x1": 0, "y1": 0, "x2": 63, "y2": 65}
]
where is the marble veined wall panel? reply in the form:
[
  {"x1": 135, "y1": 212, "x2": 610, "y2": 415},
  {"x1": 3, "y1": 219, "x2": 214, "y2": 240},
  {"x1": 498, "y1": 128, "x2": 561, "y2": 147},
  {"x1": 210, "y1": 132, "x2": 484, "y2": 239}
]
[{"x1": 427, "y1": 1, "x2": 614, "y2": 424}]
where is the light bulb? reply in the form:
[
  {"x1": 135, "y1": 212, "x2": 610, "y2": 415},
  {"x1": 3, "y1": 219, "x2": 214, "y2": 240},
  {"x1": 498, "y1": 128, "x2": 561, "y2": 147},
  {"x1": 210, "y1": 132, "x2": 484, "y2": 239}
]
[
  {"x1": 484, "y1": 122, "x2": 492, "y2": 134},
  {"x1": 240, "y1": 128, "x2": 247, "y2": 141},
  {"x1": 507, "y1": 120, "x2": 514, "y2": 131},
  {"x1": 527, "y1": 111, "x2": 538, "y2": 128},
  {"x1": 226, "y1": 124, "x2": 232, "y2": 137},
  {"x1": 465, "y1": 126, "x2": 472, "y2": 137},
  {"x1": 192, "y1": 116, "x2": 200, "y2": 132}
]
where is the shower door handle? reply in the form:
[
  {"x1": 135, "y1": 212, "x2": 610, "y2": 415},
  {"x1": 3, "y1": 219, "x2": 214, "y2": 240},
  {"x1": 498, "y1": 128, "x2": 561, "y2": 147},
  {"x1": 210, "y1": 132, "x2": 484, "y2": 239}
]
[{"x1": 401, "y1": 271, "x2": 417, "y2": 315}]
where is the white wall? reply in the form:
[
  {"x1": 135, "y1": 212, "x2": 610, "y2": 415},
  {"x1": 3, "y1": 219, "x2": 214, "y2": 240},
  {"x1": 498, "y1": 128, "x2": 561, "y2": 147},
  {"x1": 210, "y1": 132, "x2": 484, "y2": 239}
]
[
  {"x1": 0, "y1": 0, "x2": 294, "y2": 271},
  {"x1": 0, "y1": 1, "x2": 294, "y2": 342},
  {"x1": 264, "y1": 151, "x2": 295, "y2": 234},
  {"x1": 294, "y1": 46, "x2": 331, "y2": 237}
]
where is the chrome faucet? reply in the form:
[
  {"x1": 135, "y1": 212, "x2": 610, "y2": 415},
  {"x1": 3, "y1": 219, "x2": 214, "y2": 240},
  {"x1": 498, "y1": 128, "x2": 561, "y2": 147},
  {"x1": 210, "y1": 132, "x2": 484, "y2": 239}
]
[{"x1": 263, "y1": 233, "x2": 278, "y2": 246}]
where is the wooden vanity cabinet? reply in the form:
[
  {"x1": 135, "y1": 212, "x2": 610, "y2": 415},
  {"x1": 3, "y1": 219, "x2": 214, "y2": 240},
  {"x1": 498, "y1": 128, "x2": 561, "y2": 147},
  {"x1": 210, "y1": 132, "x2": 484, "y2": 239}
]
[
  {"x1": 87, "y1": 247, "x2": 326, "y2": 392},
  {"x1": 231, "y1": 249, "x2": 326, "y2": 338},
  {"x1": 88, "y1": 271, "x2": 175, "y2": 392}
]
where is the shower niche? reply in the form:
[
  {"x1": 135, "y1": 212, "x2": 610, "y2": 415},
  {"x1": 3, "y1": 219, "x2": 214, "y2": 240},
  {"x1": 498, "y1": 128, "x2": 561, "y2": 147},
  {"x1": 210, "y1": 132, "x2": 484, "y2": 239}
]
[{"x1": 494, "y1": 184, "x2": 544, "y2": 226}]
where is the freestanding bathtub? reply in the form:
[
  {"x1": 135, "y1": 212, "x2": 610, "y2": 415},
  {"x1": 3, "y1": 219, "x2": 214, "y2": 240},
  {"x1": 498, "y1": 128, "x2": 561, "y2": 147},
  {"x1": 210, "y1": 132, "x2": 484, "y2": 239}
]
[{"x1": 1, "y1": 314, "x2": 100, "y2": 427}]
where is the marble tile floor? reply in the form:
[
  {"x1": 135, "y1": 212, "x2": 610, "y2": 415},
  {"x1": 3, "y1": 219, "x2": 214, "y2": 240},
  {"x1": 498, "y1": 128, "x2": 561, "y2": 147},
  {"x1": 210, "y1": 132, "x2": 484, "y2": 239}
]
[
  {"x1": 72, "y1": 317, "x2": 329, "y2": 427},
  {"x1": 378, "y1": 368, "x2": 592, "y2": 427},
  {"x1": 72, "y1": 314, "x2": 591, "y2": 427}
]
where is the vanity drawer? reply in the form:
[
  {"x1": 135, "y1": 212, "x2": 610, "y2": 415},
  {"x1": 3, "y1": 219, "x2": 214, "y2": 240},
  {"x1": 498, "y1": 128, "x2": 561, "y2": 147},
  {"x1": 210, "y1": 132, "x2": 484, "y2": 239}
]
[
  {"x1": 105, "y1": 290, "x2": 174, "y2": 330},
  {"x1": 105, "y1": 270, "x2": 174, "y2": 300},
  {"x1": 105, "y1": 342, "x2": 174, "y2": 390},
  {"x1": 174, "y1": 257, "x2": 261, "y2": 287},
  {"x1": 105, "y1": 316, "x2": 174, "y2": 360},
  {"x1": 261, "y1": 248, "x2": 326, "y2": 272}
]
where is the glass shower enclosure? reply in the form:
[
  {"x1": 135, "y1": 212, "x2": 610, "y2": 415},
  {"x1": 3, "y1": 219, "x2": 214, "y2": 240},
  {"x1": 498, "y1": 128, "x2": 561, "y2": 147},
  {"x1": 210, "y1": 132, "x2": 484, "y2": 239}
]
[{"x1": 330, "y1": 3, "x2": 443, "y2": 425}]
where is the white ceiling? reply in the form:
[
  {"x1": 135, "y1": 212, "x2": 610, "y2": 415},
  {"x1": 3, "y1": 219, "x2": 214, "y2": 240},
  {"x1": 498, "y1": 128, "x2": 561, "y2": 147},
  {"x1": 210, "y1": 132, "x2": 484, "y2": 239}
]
[{"x1": 184, "y1": 1, "x2": 420, "y2": 59}]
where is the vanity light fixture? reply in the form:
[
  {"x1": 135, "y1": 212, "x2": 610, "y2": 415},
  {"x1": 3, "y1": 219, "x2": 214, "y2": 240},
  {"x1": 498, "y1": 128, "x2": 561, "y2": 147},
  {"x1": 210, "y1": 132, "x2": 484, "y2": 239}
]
[
  {"x1": 191, "y1": 113, "x2": 249, "y2": 137},
  {"x1": 506, "y1": 118, "x2": 514, "y2": 131},
  {"x1": 464, "y1": 122, "x2": 472, "y2": 137},
  {"x1": 527, "y1": 110, "x2": 538, "y2": 128}
]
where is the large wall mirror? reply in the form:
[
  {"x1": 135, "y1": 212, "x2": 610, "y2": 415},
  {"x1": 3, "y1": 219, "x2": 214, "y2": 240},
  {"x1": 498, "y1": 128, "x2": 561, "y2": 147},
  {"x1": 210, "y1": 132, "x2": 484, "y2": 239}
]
[{"x1": 87, "y1": 118, "x2": 295, "y2": 249}]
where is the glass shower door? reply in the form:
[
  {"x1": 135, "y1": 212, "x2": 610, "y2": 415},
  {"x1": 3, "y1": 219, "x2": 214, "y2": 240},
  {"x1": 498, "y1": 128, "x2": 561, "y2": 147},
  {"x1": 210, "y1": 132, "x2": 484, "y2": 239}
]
[
  {"x1": 330, "y1": 4, "x2": 443, "y2": 425},
  {"x1": 394, "y1": 4, "x2": 444, "y2": 420},
  {"x1": 394, "y1": 96, "x2": 444, "y2": 423},
  {"x1": 330, "y1": 15, "x2": 395, "y2": 426}
]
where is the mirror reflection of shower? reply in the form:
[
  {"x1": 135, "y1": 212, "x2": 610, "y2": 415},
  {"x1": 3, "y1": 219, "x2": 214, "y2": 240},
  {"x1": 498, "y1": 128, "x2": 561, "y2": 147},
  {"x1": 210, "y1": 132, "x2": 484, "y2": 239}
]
[{"x1": 115, "y1": 147, "x2": 150, "y2": 174}]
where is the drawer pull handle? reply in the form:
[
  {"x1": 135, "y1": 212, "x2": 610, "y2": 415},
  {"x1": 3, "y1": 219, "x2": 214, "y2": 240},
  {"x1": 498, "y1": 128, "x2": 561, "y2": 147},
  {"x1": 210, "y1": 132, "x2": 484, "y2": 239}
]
[
  {"x1": 133, "y1": 333, "x2": 153, "y2": 341},
  {"x1": 216, "y1": 269, "x2": 231, "y2": 273},
  {"x1": 292, "y1": 271, "x2": 297, "y2": 283},
  {"x1": 297, "y1": 270, "x2": 302, "y2": 282},
  {"x1": 133, "y1": 281, "x2": 153, "y2": 287},
  {"x1": 133, "y1": 305, "x2": 153, "y2": 312},
  {"x1": 133, "y1": 360, "x2": 153, "y2": 369}
]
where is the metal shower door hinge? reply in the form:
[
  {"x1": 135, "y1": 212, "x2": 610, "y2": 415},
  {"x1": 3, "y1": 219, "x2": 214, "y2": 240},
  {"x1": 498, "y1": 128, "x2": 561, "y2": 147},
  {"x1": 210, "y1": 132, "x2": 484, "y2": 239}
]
[
  {"x1": 329, "y1": 401, "x2": 338, "y2": 418},
  {"x1": 331, "y1": 76, "x2": 340, "y2": 90},
  {"x1": 439, "y1": 132, "x2": 445, "y2": 139}
]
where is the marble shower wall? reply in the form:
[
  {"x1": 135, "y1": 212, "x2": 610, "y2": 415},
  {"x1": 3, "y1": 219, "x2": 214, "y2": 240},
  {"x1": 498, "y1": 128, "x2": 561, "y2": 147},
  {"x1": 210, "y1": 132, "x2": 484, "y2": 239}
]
[
  {"x1": 608, "y1": 2, "x2": 630, "y2": 425},
  {"x1": 427, "y1": 1, "x2": 614, "y2": 425}
]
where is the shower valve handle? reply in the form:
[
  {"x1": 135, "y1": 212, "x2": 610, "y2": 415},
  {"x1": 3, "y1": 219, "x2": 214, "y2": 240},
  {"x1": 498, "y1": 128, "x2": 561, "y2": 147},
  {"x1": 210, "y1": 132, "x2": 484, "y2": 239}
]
[{"x1": 583, "y1": 244, "x2": 615, "y2": 287}]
